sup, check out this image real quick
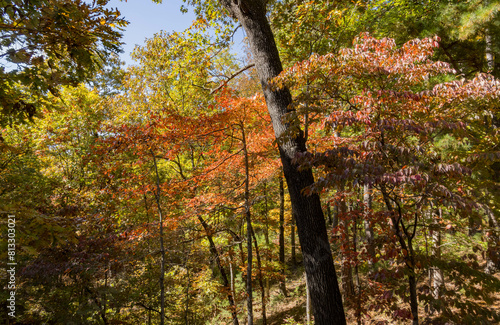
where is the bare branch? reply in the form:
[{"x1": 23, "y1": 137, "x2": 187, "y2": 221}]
[{"x1": 210, "y1": 63, "x2": 255, "y2": 94}]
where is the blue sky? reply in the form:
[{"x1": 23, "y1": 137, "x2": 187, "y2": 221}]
[
  {"x1": 106, "y1": 0, "x2": 195, "y2": 65},
  {"x1": 106, "y1": 0, "x2": 246, "y2": 66}
]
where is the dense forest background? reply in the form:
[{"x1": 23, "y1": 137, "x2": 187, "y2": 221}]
[{"x1": 1, "y1": 0, "x2": 500, "y2": 324}]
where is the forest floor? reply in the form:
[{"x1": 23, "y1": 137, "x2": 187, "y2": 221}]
[
  {"x1": 253, "y1": 260, "x2": 309, "y2": 325},
  {"x1": 249, "y1": 257, "x2": 500, "y2": 325}
]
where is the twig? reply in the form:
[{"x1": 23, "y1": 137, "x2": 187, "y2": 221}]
[{"x1": 210, "y1": 63, "x2": 255, "y2": 94}]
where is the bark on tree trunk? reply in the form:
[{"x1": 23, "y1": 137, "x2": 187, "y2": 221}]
[
  {"x1": 291, "y1": 211, "x2": 297, "y2": 267},
  {"x1": 485, "y1": 27, "x2": 495, "y2": 73},
  {"x1": 263, "y1": 181, "x2": 271, "y2": 299},
  {"x1": 230, "y1": 260, "x2": 235, "y2": 301},
  {"x1": 219, "y1": 2, "x2": 346, "y2": 323},
  {"x1": 353, "y1": 217, "x2": 363, "y2": 325},
  {"x1": 305, "y1": 272, "x2": 311, "y2": 325},
  {"x1": 263, "y1": 181, "x2": 270, "y2": 246},
  {"x1": 198, "y1": 215, "x2": 239, "y2": 325},
  {"x1": 353, "y1": 217, "x2": 360, "y2": 293},
  {"x1": 251, "y1": 225, "x2": 267, "y2": 325},
  {"x1": 363, "y1": 183, "x2": 375, "y2": 268},
  {"x1": 409, "y1": 271, "x2": 419, "y2": 325},
  {"x1": 242, "y1": 123, "x2": 253, "y2": 325},
  {"x1": 279, "y1": 172, "x2": 287, "y2": 296},
  {"x1": 430, "y1": 208, "x2": 443, "y2": 315},
  {"x1": 239, "y1": 241, "x2": 245, "y2": 266}
]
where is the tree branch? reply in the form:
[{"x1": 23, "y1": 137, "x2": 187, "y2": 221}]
[{"x1": 210, "y1": 63, "x2": 255, "y2": 94}]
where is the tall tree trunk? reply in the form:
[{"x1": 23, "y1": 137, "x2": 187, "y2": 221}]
[
  {"x1": 339, "y1": 187, "x2": 354, "y2": 299},
  {"x1": 363, "y1": 184, "x2": 375, "y2": 268},
  {"x1": 238, "y1": 237, "x2": 246, "y2": 284},
  {"x1": 102, "y1": 273, "x2": 108, "y2": 325},
  {"x1": 353, "y1": 217, "x2": 363, "y2": 325},
  {"x1": 305, "y1": 272, "x2": 311, "y2": 325},
  {"x1": 143, "y1": 194, "x2": 153, "y2": 325},
  {"x1": 151, "y1": 152, "x2": 165, "y2": 325},
  {"x1": 238, "y1": 240, "x2": 245, "y2": 266},
  {"x1": 230, "y1": 259, "x2": 236, "y2": 301},
  {"x1": 198, "y1": 216, "x2": 239, "y2": 325},
  {"x1": 291, "y1": 211, "x2": 297, "y2": 267},
  {"x1": 408, "y1": 232, "x2": 419, "y2": 325},
  {"x1": 241, "y1": 123, "x2": 253, "y2": 325},
  {"x1": 340, "y1": 233, "x2": 355, "y2": 299},
  {"x1": 485, "y1": 27, "x2": 495, "y2": 73},
  {"x1": 263, "y1": 181, "x2": 271, "y2": 298},
  {"x1": 430, "y1": 208, "x2": 443, "y2": 315},
  {"x1": 279, "y1": 172, "x2": 287, "y2": 296},
  {"x1": 219, "y1": 2, "x2": 346, "y2": 323},
  {"x1": 380, "y1": 185, "x2": 419, "y2": 325},
  {"x1": 353, "y1": 216, "x2": 361, "y2": 291},
  {"x1": 184, "y1": 267, "x2": 190, "y2": 325},
  {"x1": 409, "y1": 270, "x2": 418, "y2": 325},
  {"x1": 263, "y1": 181, "x2": 270, "y2": 246},
  {"x1": 251, "y1": 225, "x2": 267, "y2": 325}
]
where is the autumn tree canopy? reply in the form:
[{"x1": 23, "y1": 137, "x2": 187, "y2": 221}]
[
  {"x1": 0, "y1": 0, "x2": 126, "y2": 126},
  {"x1": 1, "y1": 1, "x2": 499, "y2": 324}
]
